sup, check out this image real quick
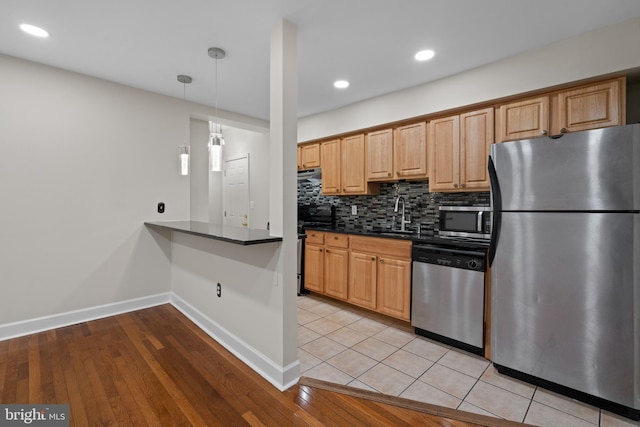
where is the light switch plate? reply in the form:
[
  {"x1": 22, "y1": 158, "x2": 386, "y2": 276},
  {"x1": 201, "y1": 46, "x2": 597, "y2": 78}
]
[{"x1": 351, "y1": 205, "x2": 357, "y2": 215}]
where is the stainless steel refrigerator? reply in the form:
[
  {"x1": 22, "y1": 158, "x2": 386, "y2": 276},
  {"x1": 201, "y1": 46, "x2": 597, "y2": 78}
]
[{"x1": 488, "y1": 123, "x2": 640, "y2": 420}]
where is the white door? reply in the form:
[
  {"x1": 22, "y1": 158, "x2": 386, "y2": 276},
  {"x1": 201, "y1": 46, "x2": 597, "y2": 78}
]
[{"x1": 223, "y1": 155, "x2": 250, "y2": 227}]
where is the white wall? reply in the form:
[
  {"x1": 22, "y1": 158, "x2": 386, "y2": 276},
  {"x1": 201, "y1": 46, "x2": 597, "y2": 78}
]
[
  {"x1": 196, "y1": 121, "x2": 270, "y2": 228},
  {"x1": 298, "y1": 16, "x2": 640, "y2": 142},
  {"x1": 0, "y1": 53, "x2": 267, "y2": 331},
  {"x1": 0, "y1": 54, "x2": 187, "y2": 324}
]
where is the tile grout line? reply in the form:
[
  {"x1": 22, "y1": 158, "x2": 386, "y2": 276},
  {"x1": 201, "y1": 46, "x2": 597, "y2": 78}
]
[{"x1": 298, "y1": 296, "x2": 630, "y2": 427}]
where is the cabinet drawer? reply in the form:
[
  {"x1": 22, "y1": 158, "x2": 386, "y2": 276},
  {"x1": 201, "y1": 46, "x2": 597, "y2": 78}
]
[
  {"x1": 325, "y1": 232, "x2": 349, "y2": 248},
  {"x1": 350, "y1": 236, "x2": 411, "y2": 259},
  {"x1": 305, "y1": 231, "x2": 325, "y2": 245}
]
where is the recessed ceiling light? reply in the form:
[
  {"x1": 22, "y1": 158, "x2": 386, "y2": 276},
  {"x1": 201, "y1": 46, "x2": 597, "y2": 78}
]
[
  {"x1": 20, "y1": 23, "x2": 50, "y2": 38},
  {"x1": 415, "y1": 49, "x2": 435, "y2": 61},
  {"x1": 334, "y1": 80, "x2": 349, "y2": 89}
]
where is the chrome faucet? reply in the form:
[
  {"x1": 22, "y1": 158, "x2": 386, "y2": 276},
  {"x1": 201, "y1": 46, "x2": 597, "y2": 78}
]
[{"x1": 394, "y1": 195, "x2": 411, "y2": 231}]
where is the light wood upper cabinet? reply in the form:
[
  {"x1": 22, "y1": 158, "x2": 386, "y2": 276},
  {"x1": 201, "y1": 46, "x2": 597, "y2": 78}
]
[
  {"x1": 428, "y1": 115, "x2": 460, "y2": 192},
  {"x1": 320, "y1": 139, "x2": 341, "y2": 194},
  {"x1": 299, "y1": 143, "x2": 321, "y2": 169},
  {"x1": 394, "y1": 122, "x2": 428, "y2": 180},
  {"x1": 496, "y1": 96, "x2": 549, "y2": 143},
  {"x1": 321, "y1": 135, "x2": 379, "y2": 196},
  {"x1": 429, "y1": 107, "x2": 493, "y2": 192},
  {"x1": 496, "y1": 77, "x2": 625, "y2": 142},
  {"x1": 341, "y1": 134, "x2": 368, "y2": 194},
  {"x1": 460, "y1": 108, "x2": 494, "y2": 191},
  {"x1": 365, "y1": 128, "x2": 394, "y2": 181},
  {"x1": 551, "y1": 78, "x2": 624, "y2": 135}
]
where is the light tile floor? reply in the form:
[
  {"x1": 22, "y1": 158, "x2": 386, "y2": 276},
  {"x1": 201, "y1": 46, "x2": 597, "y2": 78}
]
[{"x1": 297, "y1": 294, "x2": 639, "y2": 427}]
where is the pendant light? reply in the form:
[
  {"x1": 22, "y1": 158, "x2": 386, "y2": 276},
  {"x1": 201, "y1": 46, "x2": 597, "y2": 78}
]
[
  {"x1": 208, "y1": 47, "x2": 226, "y2": 172},
  {"x1": 177, "y1": 74, "x2": 192, "y2": 176}
]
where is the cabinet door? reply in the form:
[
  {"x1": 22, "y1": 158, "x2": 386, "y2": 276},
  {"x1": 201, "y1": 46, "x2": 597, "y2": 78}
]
[
  {"x1": 300, "y1": 143, "x2": 321, "y2": 169},
  {"x1": 348, "y1": 252, "x2": 377, "y2": 310},
  {"x1": 428, "y1": 115, "x2": 460, "y2": 192},
  {"x1": 341, "y1": 134, "x2": 366, "y2": 194},
  {"x1": 460, "y1": 107, "x2": 493, "y2": 191},
  {"x1": 324, "y1": 248, "x2": 349, "y2": 300},
  {"x1": 553, "y1": 79, "x2": 623, "y2": 135},
  {"x1": 496, "y1": 96, "x2": 549, "y2": 142},
  {"x1": 366, "y1": 129, "x2": 394, "y2": 181},
  {"x1": 321, "y1": 139, "x2": 341, "y2": 195},
  {"x1": 394, "y1": 122, "x2": 428, "y2": 179},
  {"x1": 377, "y1": 257, "x2": 411, "y2": 321},
  {"x1": 304, "y1": 244, "x2": 324, "y2": 293}
]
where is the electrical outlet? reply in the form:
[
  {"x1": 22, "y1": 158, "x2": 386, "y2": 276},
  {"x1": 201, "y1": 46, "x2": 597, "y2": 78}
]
[
  {"x1": 216, "y1": 283, "x2": 222, "y2": 297},
  {"x1": 157, "y1": 202, "x2": 165, "y2": 213},
  {"x1": 351, "y1": 205, "x2": 357, "y2": 215}
]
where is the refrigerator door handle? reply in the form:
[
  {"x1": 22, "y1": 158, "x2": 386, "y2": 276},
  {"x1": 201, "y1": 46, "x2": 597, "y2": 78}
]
[{"x1": 488, "y1": 155, "x2": 501, "y2": 266}]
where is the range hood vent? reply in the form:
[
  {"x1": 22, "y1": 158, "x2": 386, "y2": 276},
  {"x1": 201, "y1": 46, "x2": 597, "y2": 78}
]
[{"x1": 297, "y1": 167, "x2": 322, "y2": 181}]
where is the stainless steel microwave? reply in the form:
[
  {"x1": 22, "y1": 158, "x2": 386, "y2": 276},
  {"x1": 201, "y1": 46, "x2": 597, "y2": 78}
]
[{"x1": 438, "y1": 206, "x2": 491, "y2": 239}]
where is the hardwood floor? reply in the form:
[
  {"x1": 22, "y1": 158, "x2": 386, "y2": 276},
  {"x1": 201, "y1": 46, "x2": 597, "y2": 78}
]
[{"x1": 0, "y1": 304, "x2": 520, "y2": 426}]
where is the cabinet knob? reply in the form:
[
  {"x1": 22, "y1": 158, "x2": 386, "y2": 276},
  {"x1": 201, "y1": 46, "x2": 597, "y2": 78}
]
[
  {"x1": 371, "y1": 257, "x2": 375, "y2": 261},
  {"x1": 387, "y1": 173, "x2": 391, "y2": 177},
  {"x1": 326, "y1": 249, "x2": 330, "y2": 253},
  {"x1": 334, "y1": 236, "x2": 339, "y2": 240},
  {"x1": 453, "y1": 183, "x2": 459, "y2": 188},
  {"x1": 380, "y1": 259, "x2": 385, "y2": 264},
  {"x1": 560, "y1": 127, "x2": 568, "y2": 134},
  {"x1": 541, "y1": 130, "x2": 548, "y2": 135},
  {"x1": 461, "y1": 183, "x2": 466, "y2": 188},
  {"x1": 319, "y1": 248, "x2": 323, "y2": 252}
]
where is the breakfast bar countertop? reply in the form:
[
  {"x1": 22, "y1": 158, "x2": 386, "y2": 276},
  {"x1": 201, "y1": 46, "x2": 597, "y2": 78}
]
[{"x1": 145, "y1": 221, "x2": 283, "y2": 245}]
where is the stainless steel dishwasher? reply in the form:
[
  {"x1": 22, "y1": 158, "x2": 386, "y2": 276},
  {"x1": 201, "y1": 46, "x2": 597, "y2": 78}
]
[{"x1": 411, "y1": 243, "x2": 487, "y2": 355}]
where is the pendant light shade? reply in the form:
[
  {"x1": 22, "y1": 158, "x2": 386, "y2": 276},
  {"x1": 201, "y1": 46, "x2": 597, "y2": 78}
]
[
  {"x1": 208, "y1": 47, "x2": 226, "y2": 172},
  {"x1": 208, "y1": 121, "x2": 224, "y2": 172},
  {"x1": 177, "y1": 74, "x2": 192, "y2": 176}
]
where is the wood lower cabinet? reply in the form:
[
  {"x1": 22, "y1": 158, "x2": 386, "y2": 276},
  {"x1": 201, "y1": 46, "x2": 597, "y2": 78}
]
[
  {"x1": 377, "y1": 256, "x2": 411, "y2": 321},
  {"x1": 348, "y1": 251, "x2": 377, "y2": 310},
  {"x1": 350, "y1": 235, "x2": 412, "y2": 321},
  {"x1": 304, "y1": 243, "x2": 324, "y2": 292},
  {"x1": 323, "y1": 233, "x2": 349, "y2": 300},
  {"x1": 304, "y1": 232, "x2": 412, "y2": 322}
]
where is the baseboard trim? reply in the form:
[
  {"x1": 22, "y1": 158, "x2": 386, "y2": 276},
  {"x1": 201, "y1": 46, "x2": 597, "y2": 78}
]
[
  {"x1": 0, "y1": 292, "x2": 299, "y2": 391},
  {"x1": 0, "y1": 293, "x2": 172, "y2": 342},
  {"x1": 170, "y1": 294, "x2": 299, "y2": 391},
  {"x1": 299, "y1": 376, "x2": 537, "y2": 427}
]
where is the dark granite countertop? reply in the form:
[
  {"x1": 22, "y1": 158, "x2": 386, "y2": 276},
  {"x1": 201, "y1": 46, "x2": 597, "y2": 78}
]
[
  {"x1": 145, "y1": 221, "x2": 283, "y2": 246},
  {"x1": 302, "y1": 225, "x2": 490, "y2": 250}
]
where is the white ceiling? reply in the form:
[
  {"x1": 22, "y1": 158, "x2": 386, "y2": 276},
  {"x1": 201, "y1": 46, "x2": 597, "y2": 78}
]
[{"x1": 2, "y1": 0, "x2": 640, "y2": 121}]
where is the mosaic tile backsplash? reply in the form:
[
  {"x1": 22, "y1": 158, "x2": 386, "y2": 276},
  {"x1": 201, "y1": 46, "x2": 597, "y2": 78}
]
[{"x1": 297, "y1": 179, "x2": 490, "y2": 232}]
